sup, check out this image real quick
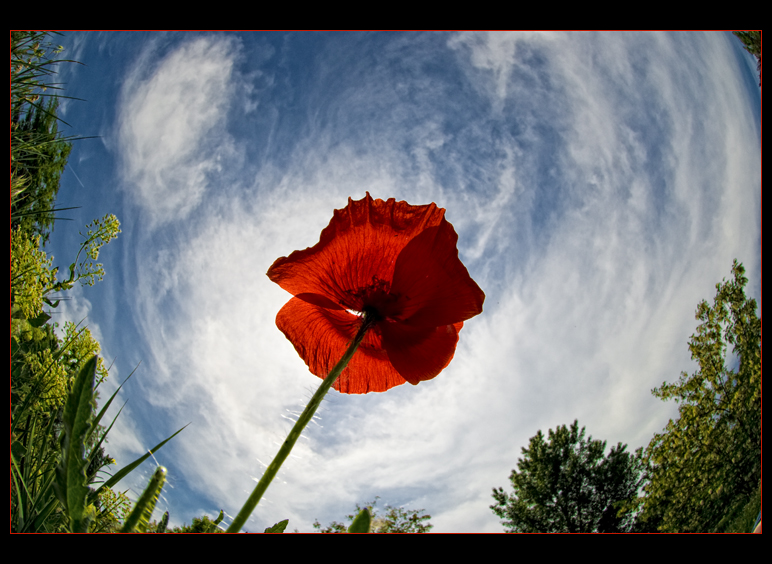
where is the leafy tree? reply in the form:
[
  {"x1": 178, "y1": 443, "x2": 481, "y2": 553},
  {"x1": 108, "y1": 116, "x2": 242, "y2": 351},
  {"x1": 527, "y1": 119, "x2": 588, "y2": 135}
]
[
  {"x1": 639, "y1": 260, "x2": 760, "y2": 532},
  {"x1": 491, "y1": 420, "x2": 645, "y2": 533},
  {"x1": 313, "y1": 497, "x2": 433, "y2": 533}
]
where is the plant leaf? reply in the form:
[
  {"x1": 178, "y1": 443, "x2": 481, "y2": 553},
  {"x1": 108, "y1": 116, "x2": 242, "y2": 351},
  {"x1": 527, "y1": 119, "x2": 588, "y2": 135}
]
[
  {"x1": 348, "y1": 508, "x2": 371, "y2": 533},
  {"x1": 95, "y1": 424, "x2": 188, "y2": 496},
  {"x1": 54, "y1": 355, "x2": 98, "y2": 533},
  {"x1": 264, "y1": 519, "x2": 289, "y2": 533},
  {"x1": 203, "y1": 510, "x2": 225, "y2": 533}
]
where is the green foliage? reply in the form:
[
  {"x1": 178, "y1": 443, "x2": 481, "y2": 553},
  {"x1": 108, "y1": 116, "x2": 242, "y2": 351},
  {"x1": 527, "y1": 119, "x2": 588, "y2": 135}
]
[
  {"x1": 154, "y1": 511, "x2": 170, "y2": 533},
  {"x1": 11, "y1": 215, "x2": 121, "y2": 321},
  {"x1": 149, "y1": 511, "x2": 232, "y2": 533},
  {"x1": 11, "y1": 31, "x2": 78, "y2": 241},
  {"x1": 10, "y1": 221, "x2": 181, "y2": 533},
  {"x1": 347, "y1": 508, "x2": 371, "y2": 533},
  {"x1": 12, "y1": 328, "x2": 69, "y2": 414},
  {"x1": 164, "y1": 512, "x2": 227, "y2": 533},
  {"x1": 11, "y1": 98, "x2": 73, "y2": 240},
  {"x1": 313, "y1": 497, "x2": 433, "y2": 533},
  {"x1": 91, "y1": 487, "x2": 132, "y2": 533},
  {"x1": 11, "y1": 343, "x2": 184, "y2": 533},
  {"x1": 733, "y1": 31, "x2": 761, "y2": 86},
  {"x1": 11, "y1": 31, "x2": 68, "y2": 119},
  {"x1": 639, "y1": 260, "x2": 760, "y2": 532},
  {"x1": 11, "y1": 320, "x2": 101, "y2": 532},
  {"x1": 12, "y1": 315, "x2": 109, "y2": 416},
  {"x1": 10, "y1": 31, "x2": 184, "y2": 535},
  {"x1": 11, "y1": 390, "x2": 68, "y2": 532},
  {"x1": 64, "y1": 214, "x2": 123, "y2": 290},
  {"x1": 12, "y1": 355, "x2": 112, "y2": 532},
  {"x1": 718, "y1": 486, "x2": 761, "y2": 533},
  {"x1": 11, "y1": 35, "x2": 121, "y2": 331},
  {"x1": 11, "y1": 213, "x2": 120, "y2": 424},
  {"x1": 11, "y1": 229, "x2": 57, "y2": 320},
  {"x1": 54, "y1": 356, "x2": 100, "y2": 532},
  {"x1": 264, "y1": 519, "x2": 289, "y2": 533},
  {"x1": 491, "y1": 420, "x2": 645, "y2": 533},
  {"x1": 120, "y1": 467, "x2": 167, "y2": 533},
  {"x1": 733, "y1": 31, "x2": 761, "y2": 58}
]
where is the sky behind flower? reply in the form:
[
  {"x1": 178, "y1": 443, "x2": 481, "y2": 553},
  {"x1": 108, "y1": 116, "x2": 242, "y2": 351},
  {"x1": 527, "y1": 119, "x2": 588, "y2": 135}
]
[{"x1": 48, "y1": 31, "x2": 760, "y2": 532}]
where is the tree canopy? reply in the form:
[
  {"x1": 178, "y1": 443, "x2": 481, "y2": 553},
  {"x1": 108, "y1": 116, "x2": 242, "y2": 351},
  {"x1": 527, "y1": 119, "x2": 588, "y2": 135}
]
[
  {"x1": 491, "y1": 420, "x2": 645, "y2": 533},
  {"x1": 639, "y1": 260, "x2": 760, "y2": 532}
]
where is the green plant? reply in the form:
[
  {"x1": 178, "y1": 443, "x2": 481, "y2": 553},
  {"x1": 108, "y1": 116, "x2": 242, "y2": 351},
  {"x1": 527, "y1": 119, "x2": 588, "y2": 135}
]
[
  {"x1": 313, "y1": 497, "x2": 432, "y2": 533},
  {"x1": 11, "y1": 352, "x2": 186, "y2": 532},
  {"x1": 491, "y1": 421, "x2": 645, "y2": 533},
  {"x1": 11, "y1": 31, "x2": 84, "y2": 240},
  {"x1": 10, "y1": 32, "x2": 184, "y2": 534},
  {"x1": 11, "y1": 215, "x2": 121, "y2": 320},
  {"x1": 640, "y1": 261, "x2": 761, "y2": 532}
]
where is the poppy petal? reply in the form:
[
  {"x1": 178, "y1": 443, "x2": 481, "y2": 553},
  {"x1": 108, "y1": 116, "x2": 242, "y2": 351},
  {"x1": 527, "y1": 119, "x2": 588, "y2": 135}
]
[
  {"x1": 293, "y1": 292, "x2": 346, "y2": 311},
  {"x1": 389, "y1": 221, "x2": 485, "y2": 328},
  {"x1": 267, "y1": 193, "x2": 446, "y2": 312},
  {"x1": 380, "y1": 320, "x2": 463, "y2": 385},
  {"x1": 275, "y1": 296, "x2": 408, "y2": 394}
]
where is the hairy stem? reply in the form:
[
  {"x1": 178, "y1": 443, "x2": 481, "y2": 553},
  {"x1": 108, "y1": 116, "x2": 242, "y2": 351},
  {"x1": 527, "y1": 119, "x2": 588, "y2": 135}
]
[{"x1": 227, "y1": 314, "x2": 375, "y2": 533}]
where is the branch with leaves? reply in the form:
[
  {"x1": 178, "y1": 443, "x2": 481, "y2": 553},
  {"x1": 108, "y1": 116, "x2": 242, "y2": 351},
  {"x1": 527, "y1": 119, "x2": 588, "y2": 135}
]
[{"x1": 640, "y1": 260, "x2": 761, "y2": 532}]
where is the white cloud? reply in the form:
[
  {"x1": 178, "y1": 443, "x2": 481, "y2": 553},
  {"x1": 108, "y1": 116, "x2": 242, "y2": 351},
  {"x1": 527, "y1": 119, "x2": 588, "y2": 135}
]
[{"x1": 118, "y1": 36, "x2": 240, "y2": 225}]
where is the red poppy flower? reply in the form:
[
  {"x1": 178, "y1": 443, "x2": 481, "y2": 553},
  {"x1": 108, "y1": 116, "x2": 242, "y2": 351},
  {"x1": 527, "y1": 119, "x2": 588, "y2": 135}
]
[{"x1": 267, "y1": 193, "x2": 485, "y2": 394}]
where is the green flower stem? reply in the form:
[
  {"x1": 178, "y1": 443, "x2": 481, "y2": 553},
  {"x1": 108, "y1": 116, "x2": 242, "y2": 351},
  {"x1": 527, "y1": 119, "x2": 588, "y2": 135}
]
[{"x1": 226, "y1": 315, "x2": 375, "y2": 533}]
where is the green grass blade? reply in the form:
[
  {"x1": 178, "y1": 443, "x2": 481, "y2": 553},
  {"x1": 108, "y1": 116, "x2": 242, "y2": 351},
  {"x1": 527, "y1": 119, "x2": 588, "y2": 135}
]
[
  {"x1": 31, "y1": 481, "x2": 61, "y2": 532},
  {"x1": 85, "y1": 402, "x2": 126, "y2": 490},
  {"x1": 96, "y1": 424, "x2": 188, "y2": 496},
  {"x1": 120, "y1": 466, "x2": 166, "y2": 533},
  {"x1": 11, "y1": 454, "x2": 29, "y2": 530},
  {"x1": 88, "y1": 368, "x2": 137, "y2": 444},
  {"x1": 54, "y1": 356, "x2": 97, "y2": 533},
  {"x1": 84, "y1": 369, "x2": 138, "y2": 488}
]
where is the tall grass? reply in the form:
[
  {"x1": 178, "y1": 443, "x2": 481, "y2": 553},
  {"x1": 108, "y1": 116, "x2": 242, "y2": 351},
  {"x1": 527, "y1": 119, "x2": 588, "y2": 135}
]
[{"x1": 10, "y1": 31, "x2": 182, "y2": 533}]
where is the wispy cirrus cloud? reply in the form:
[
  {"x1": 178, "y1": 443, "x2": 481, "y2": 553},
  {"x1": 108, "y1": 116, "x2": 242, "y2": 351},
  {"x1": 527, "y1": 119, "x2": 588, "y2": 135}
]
[{"x1": 118, "y1": 36, "x2": 241, "y2": 225}]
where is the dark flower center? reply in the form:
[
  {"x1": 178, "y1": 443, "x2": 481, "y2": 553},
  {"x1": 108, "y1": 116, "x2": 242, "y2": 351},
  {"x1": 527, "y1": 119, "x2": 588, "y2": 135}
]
[
  {"x1": 344, "y1": 275, "x2": 401, "y2": 320},
  {"x1": 361, "y1": 304, "x2": 384, "y2": 323}
]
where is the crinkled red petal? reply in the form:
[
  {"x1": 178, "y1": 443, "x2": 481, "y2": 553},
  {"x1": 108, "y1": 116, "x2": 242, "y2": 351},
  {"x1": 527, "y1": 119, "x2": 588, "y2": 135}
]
[
  {"x1": 275, "y1": 296, "x2": 408, "y2": 394},
  {"x1": 380, "y1": 320, "x2": 463, "y2": 385},
  {"x1": 267, "y1": 193, "x2": 446, "y2": 311},
  {"x1": 388, "y1": 221, "x2": 485, "y2": 328}
]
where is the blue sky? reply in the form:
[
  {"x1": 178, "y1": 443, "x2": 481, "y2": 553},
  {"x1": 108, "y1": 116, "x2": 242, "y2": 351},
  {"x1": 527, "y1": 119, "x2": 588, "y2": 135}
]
[{"x1": 47, "y1": 31, "x2": 760, "y2": 532}]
